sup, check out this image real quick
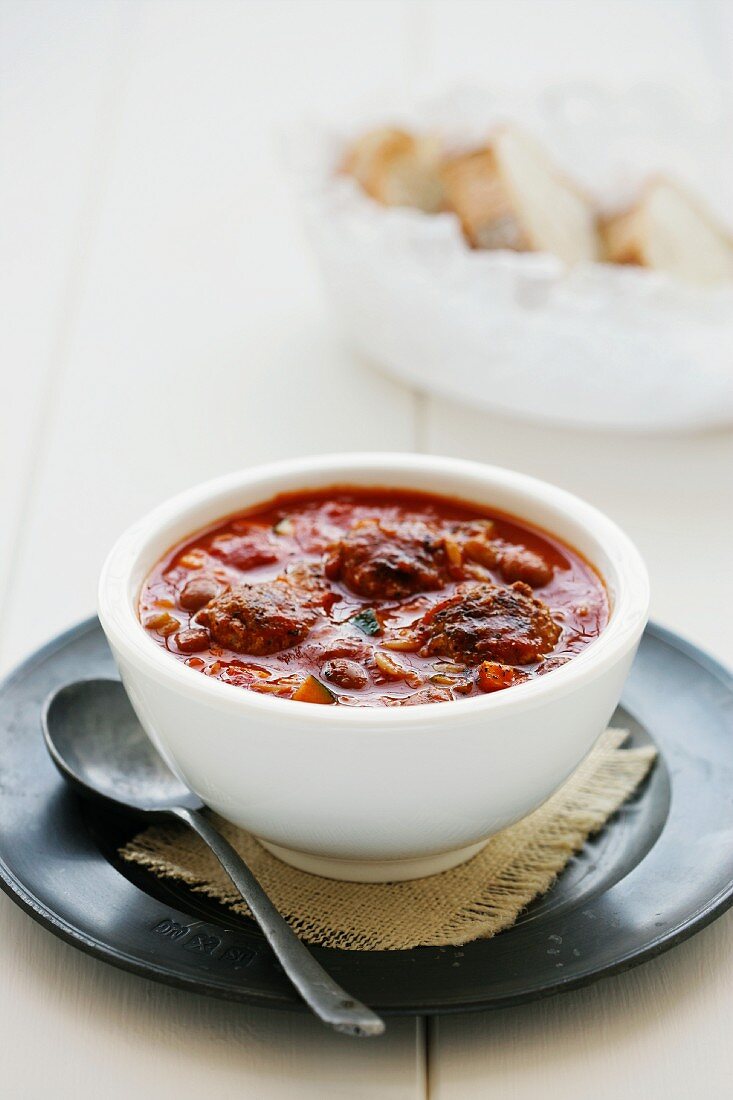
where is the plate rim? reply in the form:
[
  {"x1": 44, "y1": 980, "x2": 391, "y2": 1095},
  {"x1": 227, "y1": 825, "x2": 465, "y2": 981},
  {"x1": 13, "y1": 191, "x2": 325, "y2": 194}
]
[{"x1": 0, "y1": 616, "x2": 732, "y2": 1016}]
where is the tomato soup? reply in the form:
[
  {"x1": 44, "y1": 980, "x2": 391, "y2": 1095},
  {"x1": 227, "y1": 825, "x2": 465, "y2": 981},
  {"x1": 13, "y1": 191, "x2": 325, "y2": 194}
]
[{"x1": 139, "y1": 488, "x2": 608, "y2": 706}]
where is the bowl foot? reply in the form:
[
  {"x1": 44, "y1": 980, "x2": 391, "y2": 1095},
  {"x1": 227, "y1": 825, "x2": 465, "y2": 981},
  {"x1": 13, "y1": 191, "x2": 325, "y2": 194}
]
[{"x1": 255, "y1": 838, "x2": 489, "y2": 882}]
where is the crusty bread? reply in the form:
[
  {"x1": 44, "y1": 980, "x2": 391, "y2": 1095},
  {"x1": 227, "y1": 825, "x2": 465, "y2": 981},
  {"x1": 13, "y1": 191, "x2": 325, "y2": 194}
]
[
  {"x1": 602, "y1": 178, "x2": 733, "y2": 285},
  {"x1": 341, "y1": 128, "x2": 444, "y2": 213},
  {"x1": 441, "y1": 127, "x2": 601, "y2": 264},
  {"x1": 441, "y1": 147, "x2": 529, "y2": 250},
  {"x1": 342, "y1": 126, "x2": 733, "y2": 284}
]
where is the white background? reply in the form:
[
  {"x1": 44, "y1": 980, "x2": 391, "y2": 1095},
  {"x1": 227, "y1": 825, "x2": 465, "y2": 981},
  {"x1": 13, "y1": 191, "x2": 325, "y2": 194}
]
[{"x1": 1, "y1": 1, "x2": 732, "y2": 1096}]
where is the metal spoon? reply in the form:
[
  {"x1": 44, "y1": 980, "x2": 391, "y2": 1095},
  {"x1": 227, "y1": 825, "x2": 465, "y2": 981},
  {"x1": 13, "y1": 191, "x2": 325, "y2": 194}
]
[{"x1": 42, "y1": 678, "x2": 385, "y2": 1038}]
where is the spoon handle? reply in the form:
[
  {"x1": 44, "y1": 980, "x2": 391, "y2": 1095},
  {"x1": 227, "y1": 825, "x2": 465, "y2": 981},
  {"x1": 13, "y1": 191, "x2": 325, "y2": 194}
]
[{"x1": 170, "y1": 806, "x2": 385, "y2": 1037}]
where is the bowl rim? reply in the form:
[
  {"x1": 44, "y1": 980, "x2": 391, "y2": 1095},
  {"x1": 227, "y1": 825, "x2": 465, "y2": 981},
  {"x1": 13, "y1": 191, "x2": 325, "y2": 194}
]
[{"x1": 98, "y1": 452, "x2": 650, "y2": 730}]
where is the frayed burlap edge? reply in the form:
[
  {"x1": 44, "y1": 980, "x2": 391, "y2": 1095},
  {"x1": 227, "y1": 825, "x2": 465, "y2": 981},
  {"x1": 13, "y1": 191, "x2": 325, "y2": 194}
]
[{"x1": 120, "y1": 728, "x2": 655, "y2": 949}]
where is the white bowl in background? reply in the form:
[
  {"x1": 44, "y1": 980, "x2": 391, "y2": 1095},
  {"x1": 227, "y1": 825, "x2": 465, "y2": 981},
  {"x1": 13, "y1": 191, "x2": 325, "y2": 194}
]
[
  {"x1": 298, "y1": 85, "x2": 733, "y2": 432},
  {"x1": 98, "y1": 453, "x2": 649, "y2": 881}
]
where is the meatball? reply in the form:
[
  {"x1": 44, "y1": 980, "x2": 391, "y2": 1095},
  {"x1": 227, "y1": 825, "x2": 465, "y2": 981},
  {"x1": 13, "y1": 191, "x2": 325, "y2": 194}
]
[
  {"x1": 325, "y1": 518, "x2": 450, "y2": 599},
  {"x1": 457, "y1": 525, "x2": 552, "y2": 588},
  {"x1": 455, "y1": 520, "x2": 499, "y2": 570},
  {"x1": 496, "y1": 544, "x2": 553, "y2": 588},
  {"x1": 209, "y1": 527, "x2": 282, "y2": 571},
  {"x1": 198, "y1": 579, "x2": 322, "y2": 656},
  {"x1": 418, "y1": 581, "x2": 561, "y2": 666},
  {"x1": 280, "y1": 560, "x2": 335, "y2": 600}
]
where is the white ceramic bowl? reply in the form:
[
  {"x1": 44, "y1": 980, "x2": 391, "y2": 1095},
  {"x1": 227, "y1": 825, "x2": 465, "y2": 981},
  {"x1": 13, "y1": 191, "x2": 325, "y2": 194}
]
[{"x1": 99, "y1": 453, "x2": 649, "y2": 882}]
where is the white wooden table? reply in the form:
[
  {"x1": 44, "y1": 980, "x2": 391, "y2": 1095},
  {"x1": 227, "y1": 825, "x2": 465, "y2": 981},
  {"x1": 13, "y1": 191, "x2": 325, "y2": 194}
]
[{"x1": 2, "y1": 1, "x2": 732, "y2": 1095}]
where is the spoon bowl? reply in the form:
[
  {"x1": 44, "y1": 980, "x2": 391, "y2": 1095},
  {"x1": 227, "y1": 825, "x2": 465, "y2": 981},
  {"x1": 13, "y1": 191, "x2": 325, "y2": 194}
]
[
  {"x1": 42, "y1": 677, "x2": 384, "y2": 1038},
  {"x1": 44, "y1": 679, "x2": 201, "y2": 814}
]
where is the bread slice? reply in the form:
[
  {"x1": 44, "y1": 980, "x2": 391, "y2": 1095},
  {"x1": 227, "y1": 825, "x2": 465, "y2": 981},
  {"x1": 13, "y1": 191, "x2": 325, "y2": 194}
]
[
  {"x1": 341, "y1": 128, "x2": 444, "y2": 213},
  {"x1": 441, "y1": 127, "x2": 601, "y2": 264},
  {"x1": 602, "y1": 179, "x2": 733, "y2": 285}
]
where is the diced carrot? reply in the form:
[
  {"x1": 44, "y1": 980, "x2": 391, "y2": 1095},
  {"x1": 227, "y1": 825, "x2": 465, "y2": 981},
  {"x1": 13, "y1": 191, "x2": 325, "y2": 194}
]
[
  {"x1": 143, "y1": 610, "x2": 180, "y2": 636},
  {"x1": 477, "y1": 661, "x2": 518, "y2": 693}
]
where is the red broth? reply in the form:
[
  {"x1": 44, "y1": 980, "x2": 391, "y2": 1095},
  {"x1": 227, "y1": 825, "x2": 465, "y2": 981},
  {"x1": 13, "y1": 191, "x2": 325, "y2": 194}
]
[{"x1": 139, "y1": 488, "x2": 608, "y2": 706}]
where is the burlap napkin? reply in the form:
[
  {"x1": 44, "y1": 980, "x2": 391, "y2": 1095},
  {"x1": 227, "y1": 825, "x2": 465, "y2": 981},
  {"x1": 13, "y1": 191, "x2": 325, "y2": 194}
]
[{"x1": 120, "y1": 727, "x2": 655, "y2": 950}]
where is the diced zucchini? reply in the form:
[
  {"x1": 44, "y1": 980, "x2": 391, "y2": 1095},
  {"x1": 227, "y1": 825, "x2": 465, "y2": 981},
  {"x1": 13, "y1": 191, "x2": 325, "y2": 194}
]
[
  {"x1": 292, "y1": 675, "x2": 337, "y2": 705},
  {"x1": 351, "y1": 608, "x2": 381, "y2": 636}
]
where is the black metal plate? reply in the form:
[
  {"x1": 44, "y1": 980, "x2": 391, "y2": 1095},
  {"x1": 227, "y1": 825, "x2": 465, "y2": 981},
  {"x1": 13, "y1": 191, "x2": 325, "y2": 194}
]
[{"x1": 0, "y1": 618, "x2": 731, "y2": 1015}]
